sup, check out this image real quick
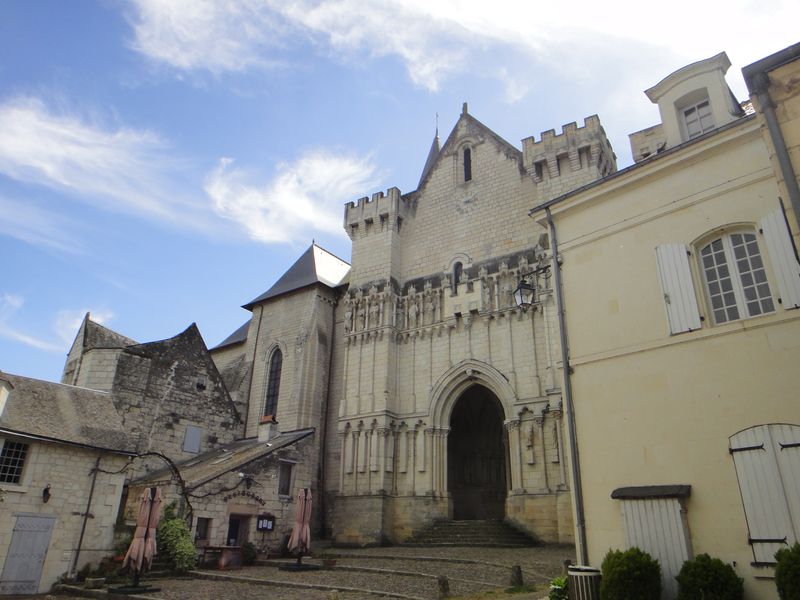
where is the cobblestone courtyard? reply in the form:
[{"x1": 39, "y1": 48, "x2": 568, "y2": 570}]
[{"x1": 56, "y1": 544, "x2": 574, "y2": 600}]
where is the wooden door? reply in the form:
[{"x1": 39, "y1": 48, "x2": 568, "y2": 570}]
[{"x1": 0, "y1": 515, "x2": 55, "y2": 594}]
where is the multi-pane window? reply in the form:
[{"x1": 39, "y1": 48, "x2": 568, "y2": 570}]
[
  {"x1": 700, "y1": 232, "x2": 774, "y2": 324},
  {"x1": 683, "y1": 99, "x2": 715, "y2": 139},
  {"x1": 0, "y1": 440, "x2": 29, "y2": 484},
  {"x1": 263, "y1": 349, "x2": 282, "y2": 417}
]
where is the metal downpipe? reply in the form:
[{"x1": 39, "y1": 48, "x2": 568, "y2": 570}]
[
  {"x1": 752, "y1": 73, "x2": 800, "y2": 224},
  {"x1": 546, "y1": 207, "x2": 588, "y2": 565}
]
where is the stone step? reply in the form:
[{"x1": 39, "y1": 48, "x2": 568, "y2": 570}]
[{"x1": 404, "y1": 519, "x2": 538, "y2": 548}]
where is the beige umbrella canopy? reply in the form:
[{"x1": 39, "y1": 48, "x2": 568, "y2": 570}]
[
  {"x1": 287, "y1": 488, "x2": 312, "y2": 555},
  {"x1": 123, "y1": 487, "x2": 162, "y2": 573}
]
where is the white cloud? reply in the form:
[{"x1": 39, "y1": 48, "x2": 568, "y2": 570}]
[
  {"x1": 54, "y1": 309, "x2": 114, "y2": 346},
  {"x1": 128, "y1": 0, "x2": 287, "y2": 74},
  {"x1": 0, "y1": 294, "x2": 64, "y2": 352},
  {"x1": 0, "y1": 96, "x2": 213, "y2": 233},
  {"x1": 205, "y1": 150, "x2": 382, "y2": 244},
  {"x1": 0, "y1": 294, "x2": 117, "y2": 353},
  {"x1": 126, "y1": 0, "x2": 800, "y2": 99},
  {"x1": 0, "y1": 194, "x2": 85, "y2": 254}
]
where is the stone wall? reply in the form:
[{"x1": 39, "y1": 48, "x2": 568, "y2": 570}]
[
  {"x1": 111, "y1": 325, "x2": 242, "y2": 477},
  {"x1": 0, "y1": 439, "x2": 128, "y2": 593}
]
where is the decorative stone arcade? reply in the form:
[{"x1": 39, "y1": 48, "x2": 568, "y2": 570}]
[{"x1": 447, "y1": 384, "x2": 508, "y2": 520}]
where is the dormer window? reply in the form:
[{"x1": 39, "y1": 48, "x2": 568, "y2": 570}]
[
  {"x1": 682, "y1": 98, "x2": 715, "y2": 140},
  {"x1": 463, "y1": 147, "x2": 472, "y2": 182}
]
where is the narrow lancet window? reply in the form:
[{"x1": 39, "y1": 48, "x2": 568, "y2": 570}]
[
  {"x1": 264, "y1": 349, "x2": 282, "y2": 417},
  {"x1": 463, "y1": 147, "x2": 472, "y2": 182}
]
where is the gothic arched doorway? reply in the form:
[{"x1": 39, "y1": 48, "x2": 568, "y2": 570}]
[{"x1": 447, "y1": 384, "x2": 508, "y2": 520}]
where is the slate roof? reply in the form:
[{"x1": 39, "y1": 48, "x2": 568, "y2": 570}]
[
  {"x1": 0, "y1": 371, "x2": 135, "y2": 454},
  {"x1": 211, "y1": 320, "x2": 250, "y2": 351},
  {"x1": 83, "y1": 317, "x2": 137, "y2": 349},
  {"x1": 134, "y1": 428, "x2": 315, "y2": 489},
  {"x1": 243, "y1": 243, "x2": 350, "y2": 310},
  {"x1": 418, "y1": 129, "x2": 441, "y2": 189}
]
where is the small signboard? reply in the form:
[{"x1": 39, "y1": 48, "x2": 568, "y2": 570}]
[{"x1": 256, "y1": 514, "x2": 275, "y2": 531}]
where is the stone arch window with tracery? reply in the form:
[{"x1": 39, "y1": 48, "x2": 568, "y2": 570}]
[{"x1": 263, "y1": 348, "x2": 282, "y2": 418}]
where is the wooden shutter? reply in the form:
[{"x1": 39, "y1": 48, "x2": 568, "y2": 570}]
[
  {"x1": 655, "y1": 244, "x2": 702, "y2": 334},
  {"x1": 760, "y1": 210, "x2": 800, "y2": 309},
  {"x1": 729, "y1": 424, "x2": 800, "y2": 563},
  {"x1": 619, "y1": 497, "x2": 691, "y2": 599}
]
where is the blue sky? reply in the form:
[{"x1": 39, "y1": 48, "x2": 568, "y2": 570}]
[{"x1": 1, "y1": 0, "x2": 798, "y2": 382}]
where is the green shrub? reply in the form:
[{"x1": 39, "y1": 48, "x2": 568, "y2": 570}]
[
  {"x1": 600, "y1": 548, "x2": 661, "y2": 600},
  {"x1": 549, "y1": 575, "x2": 568, "y2": 600},
  {"x1": 156, "y1": 517, "x2": 197, "y2": 573},
  {"x1": 242, "y1": 541, "x2": 257, "y2": 566},
  {"x1": 676, "y1": 553, "x2": 742, "y2": 600},
  {"x1": 775, "y1": 543, "x2": 800, "y2": 600}
]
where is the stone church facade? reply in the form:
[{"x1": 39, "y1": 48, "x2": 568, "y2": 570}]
[{"x1": 209, "y1": 103, "x2": 616, "y2": 546}]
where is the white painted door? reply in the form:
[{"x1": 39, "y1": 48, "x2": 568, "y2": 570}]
[
  {"x1": 620, "y1": 497, "x2": 691, "y2": 599},
  {"x1": 0, "y1": 515, "x2": 55, "y2": 595}
]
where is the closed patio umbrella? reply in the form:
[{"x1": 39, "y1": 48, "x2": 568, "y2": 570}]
[
  {"x1": 123, "y1": 488, "x2": 152, "y2": 573},
  {"x1": 287, "y1": 488, "x2": 312, "y2": 555},
  {"x1": 120, "y1": 486, "x2": 161, "y2": 590}
]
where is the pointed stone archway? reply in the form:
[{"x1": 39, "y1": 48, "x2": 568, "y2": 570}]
[
  {"x1": 447, "y1": 384, "x2": 508, "y2": 520},
  {"x1": 427, "y1": 359, "x2": 517, "y2": 520}
]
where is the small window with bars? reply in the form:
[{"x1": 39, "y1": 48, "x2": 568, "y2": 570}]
[{"x1": 0, "y1": 440, "x2": 29, "y2": 484}]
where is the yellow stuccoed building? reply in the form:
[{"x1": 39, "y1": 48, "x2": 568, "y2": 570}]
[{"x1": 531, "y1": 45, "x2": 800, "y2": 599}]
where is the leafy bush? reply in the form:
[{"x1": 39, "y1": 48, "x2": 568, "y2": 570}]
[
  {"x1": 156, "y1": 517, "x2": 197, "y2": 573},
  {"x1": 549, "y1": 575, "x2": 568, "y2": 600},
  {"x1": 775, "y1": 543, "x2": 800, "y2": 600},
  {"x1": 600, "y1": 548, "x2": 661, "y2": 600},
  {"x1": 242, "y1": 541, "x2": 257, "y2": 566},
  {"x1": 676, "y1": 553, "x2": 742, "y2": 600}
]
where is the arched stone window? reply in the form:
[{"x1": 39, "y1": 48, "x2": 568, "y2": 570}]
[
  {"x1": 263, "y1": 348, "x2": 282, "y2": 417},
  {"x1": 463, "y1": 147, "x2": 472, "y2": 182}
]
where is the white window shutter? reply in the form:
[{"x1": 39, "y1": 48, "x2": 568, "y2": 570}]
[
  {"x1": 730, "y1": 424, "x2": 800, "y2": 563},
  {"x1": 760, "y1": 210, "x2": 800, "y2": 309},
  {"x1": 655, "y1": 244, "x2": 702, "y2": 334}
]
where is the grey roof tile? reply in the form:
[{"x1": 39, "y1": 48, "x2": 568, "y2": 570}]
[{"x1": 0, "y1": 371, "x2": 135, "y2": 453}]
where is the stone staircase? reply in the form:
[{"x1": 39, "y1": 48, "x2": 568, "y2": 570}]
[{"x1": 404, "y1": 519, "x2": 538, "y2": 547}]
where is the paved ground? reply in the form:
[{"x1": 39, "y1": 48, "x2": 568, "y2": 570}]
[{"x1": 55, "y1": 544, "x2": 574, "y2": 600}]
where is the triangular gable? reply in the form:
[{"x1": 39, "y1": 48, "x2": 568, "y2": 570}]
[
  {"x1": 417, "y1": 105, "x2": 524, "y2": 192},
  {"x1": 243, "y1": 243, "x2": 350, "y2": 309}
]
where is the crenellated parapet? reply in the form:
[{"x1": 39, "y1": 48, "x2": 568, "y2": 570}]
[
  {"x1": 522, "y1": 116, "x2": 616, "y2": 196},
  {"x1": 344, "y1": 187, "x2": 413, "y2": 240}
]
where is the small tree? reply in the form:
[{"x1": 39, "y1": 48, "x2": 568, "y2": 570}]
[
  {"x1": 156, "y1": 515, "x2": 197, "y2": 573},
  {"x1": 600, "y1": 548, "x2": 661, "y2": 600},
  {"x1": 775, "y1": 543, "x2": 800, "y2": 600},
  {"x1": 676, "y1": 553, "x2": 742, "y2": 600}
]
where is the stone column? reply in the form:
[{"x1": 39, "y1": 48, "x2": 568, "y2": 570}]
[
  {"x1": 551, "y1": 410, "x2": 567, "y2": 489},
  {"x1": 534, "y1": 416, "x2": 550, "y2": 492},
  {"x1": 505, "y1": 420, "x2": 523, "y2": 492}
]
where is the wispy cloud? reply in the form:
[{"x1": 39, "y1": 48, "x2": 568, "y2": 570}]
[
  {"x1": 54, "y1": 308, "x2": 114, "y2": 347},
  {"x1": 0, "y1": 194, "x2": 85, "y2": 254},
  {"x1": 126, "y1": 0, "x2": 800, "y2": 99},
  {"x1": 128, "y1": 0, "x2": 287, "y2": 74},
  {"x1": 0, "y1": 294, "x2": 63, "y2": 352},
  {"x1": 0, "y1": 96, "x2": 213, "y2": 233},
  {"x1": 0, "y1": 293, "x2": 116, "y2": 353},
  {"x1": 205, "y1": 150, "x2": 382, "y2": 244}
]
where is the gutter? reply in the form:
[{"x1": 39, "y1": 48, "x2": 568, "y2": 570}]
[
  {"x1": 742, "y1": 53, "x2": 800, "y2": 227},
  {"x1": 545, "y1": 207, "x2": 589, "y2": 566}
]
